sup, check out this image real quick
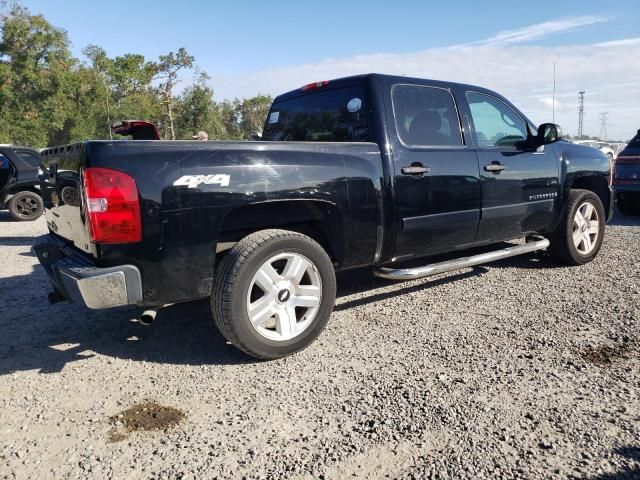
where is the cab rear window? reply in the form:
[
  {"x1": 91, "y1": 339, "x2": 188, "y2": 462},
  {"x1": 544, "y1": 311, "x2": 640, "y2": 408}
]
[{"x1": 262, "y1": 86, "x2": 369, "y2": 142}]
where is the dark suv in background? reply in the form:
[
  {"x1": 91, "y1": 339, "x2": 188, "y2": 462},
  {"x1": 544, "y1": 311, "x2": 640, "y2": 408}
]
[
  {"x1": 0, "y1": 145, "x2": 43, "y2": 221},
  {"x1": 615, "y1": 129, "x2": 640, "y2": 215}
]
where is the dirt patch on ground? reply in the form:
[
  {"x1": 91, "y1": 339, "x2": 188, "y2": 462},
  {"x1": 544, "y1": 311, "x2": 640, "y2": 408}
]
[
  {"x1": 582, "y1": 339, "x2": 637, "y2": 365},
  {"x1": 108, "y1": 401, "x2": 185, "y2": 442}
]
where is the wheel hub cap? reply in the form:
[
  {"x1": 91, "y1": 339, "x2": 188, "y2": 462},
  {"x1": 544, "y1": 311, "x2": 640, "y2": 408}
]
[
  {"x1": 246, "y1": 252, "x2": 322, "y2": 342},
  {"x1": 572, "y1": 201, "x2": 600, "y2": 255},
  {"x1": 277, "y1": 289, "x2": 291, "y2": 303}
]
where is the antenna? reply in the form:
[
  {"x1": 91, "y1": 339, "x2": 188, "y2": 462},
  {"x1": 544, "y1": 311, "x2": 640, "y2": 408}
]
[
  {"x1": 599, "y1": 112, "x2": 609, "y2": 141},
  {"x1": 577, "y1": 91, "x2": 585, "y2": 139},
  {"x1": 552, "y1": 62, "x2": 556, "y2": 123}
]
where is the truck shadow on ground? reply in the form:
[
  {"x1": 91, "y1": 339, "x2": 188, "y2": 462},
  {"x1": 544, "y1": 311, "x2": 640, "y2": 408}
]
[
  {"x1": 594, "y1": 445, "x2": 640, "y2": 479},
  {"x1": 609, "y1": 212, "x2": 640, "y2": 227},
  {"x1": 0, "y1": 247, "x2": 557, "y2": 374}
]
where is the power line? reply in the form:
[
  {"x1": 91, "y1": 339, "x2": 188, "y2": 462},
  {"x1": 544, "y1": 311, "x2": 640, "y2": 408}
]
[{"x1": 577, "y1": 91, "x2": 585, "y2": 139}]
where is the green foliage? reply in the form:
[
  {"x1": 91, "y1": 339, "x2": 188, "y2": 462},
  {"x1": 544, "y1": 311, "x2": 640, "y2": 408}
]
[
  {"x1": 0, "y1": 4, "x2": 274, "y2": 146},
  {"x1": 0, "y1": 4, "x2": 77, "y2": 145}
]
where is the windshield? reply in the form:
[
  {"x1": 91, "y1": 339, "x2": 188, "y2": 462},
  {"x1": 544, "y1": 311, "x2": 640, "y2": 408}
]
[{"x1": 262, "y1": 86, "x2": 370, "y2": 142}]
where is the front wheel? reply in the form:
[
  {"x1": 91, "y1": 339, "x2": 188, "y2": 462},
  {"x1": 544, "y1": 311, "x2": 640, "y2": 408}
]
[
  {"x1": 548, "y1": 189, "x2": 605, "y2": 265},
  {"x1": 211, "y1": 229, "x2": 336, "y2": 360}
]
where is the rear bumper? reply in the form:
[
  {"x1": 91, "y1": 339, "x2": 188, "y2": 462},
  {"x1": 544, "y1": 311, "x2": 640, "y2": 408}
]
[
  {"x1": 33, "y1": 236, "x2": 143, "y2": 309},
  {"x1": 615, "y1": 184, "x2": 640, "y2": 196}
]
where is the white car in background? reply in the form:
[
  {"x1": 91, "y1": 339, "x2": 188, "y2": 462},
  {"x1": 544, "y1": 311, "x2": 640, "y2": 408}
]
[{"x1": 574, "y1": 140, "x2": 616, "y2": 161}]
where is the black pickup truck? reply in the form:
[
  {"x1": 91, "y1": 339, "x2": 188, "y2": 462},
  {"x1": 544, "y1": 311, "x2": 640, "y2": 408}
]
[{"x1": 35, "y1": 73, "x2": 613, "y2": 359}]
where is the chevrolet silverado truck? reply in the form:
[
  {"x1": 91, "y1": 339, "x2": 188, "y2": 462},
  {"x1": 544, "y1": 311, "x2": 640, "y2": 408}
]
[{"x1": 34, "y1": 74, "x2": 614, "y2": 359}]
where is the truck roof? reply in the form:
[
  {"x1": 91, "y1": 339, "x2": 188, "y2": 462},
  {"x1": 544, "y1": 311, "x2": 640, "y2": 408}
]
[{"x1": 273, "y1": 73, "x2": 501, "y2": 104}]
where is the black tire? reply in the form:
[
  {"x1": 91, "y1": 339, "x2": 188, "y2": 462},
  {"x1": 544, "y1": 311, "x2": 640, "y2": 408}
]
[
  {"x1": 211, "y1": 229, "x2": 336, "y2": 360},
  {"x1": 617, "y1": 197, "x2": 639, "y2": 216},
  {"x1": 7, "y1": 191, "x2": 44, "y2": 221},
  {"x1": 548, "y1": 189, "x2": 605, "y2": 266}
]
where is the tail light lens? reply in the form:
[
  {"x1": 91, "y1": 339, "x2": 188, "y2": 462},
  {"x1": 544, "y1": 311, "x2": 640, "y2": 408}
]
[
  {"x1": 82, "y1": 167, "x2": 142, "y2": 244},
  {"x1": 614, "y1": 156, "x2": 640, "y2": 185}
]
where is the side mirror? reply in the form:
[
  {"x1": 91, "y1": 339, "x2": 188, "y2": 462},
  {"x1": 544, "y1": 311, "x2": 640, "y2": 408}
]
[{"x1": 536, "y1": 123, "x2": 563, "y2": 145}]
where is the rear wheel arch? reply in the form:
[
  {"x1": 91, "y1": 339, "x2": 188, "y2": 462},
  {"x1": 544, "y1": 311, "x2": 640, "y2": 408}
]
[{"x1": 216, "y1": 200, "x2": 345, "y2": 265}]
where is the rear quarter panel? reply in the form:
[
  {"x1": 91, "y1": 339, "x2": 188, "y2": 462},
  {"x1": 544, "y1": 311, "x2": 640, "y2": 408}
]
[{"x1": 84, "y1": 141, "x2": 382, "y2": 305}]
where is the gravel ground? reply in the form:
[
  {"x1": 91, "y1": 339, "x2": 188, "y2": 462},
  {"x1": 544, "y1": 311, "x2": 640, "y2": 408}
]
[{"x1": 0, "y1": 211, "x2": 639, "y2": 480}]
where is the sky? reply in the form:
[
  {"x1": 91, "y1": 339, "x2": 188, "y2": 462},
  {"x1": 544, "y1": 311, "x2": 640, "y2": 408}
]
[{"x1": 20, "y1": 0, "x2": 640, "y2": 140}]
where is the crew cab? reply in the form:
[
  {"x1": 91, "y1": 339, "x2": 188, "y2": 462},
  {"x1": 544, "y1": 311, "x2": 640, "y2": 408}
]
[
  {"x1": 0, "y1": 145, "x2": 43, "y2": 221},
  {"x1": 34, "y1": 74, "x2": 614, "y2": 359}
]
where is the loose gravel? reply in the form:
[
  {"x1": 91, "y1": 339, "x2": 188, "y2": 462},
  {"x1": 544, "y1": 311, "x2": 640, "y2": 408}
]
[{"x1": 0, "y1": 211, "x2": 638, "y2": 480}]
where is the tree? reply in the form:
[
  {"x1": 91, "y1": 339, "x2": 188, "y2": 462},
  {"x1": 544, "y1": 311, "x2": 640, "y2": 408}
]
[
  {"x1": 0, "y1": 4, "x2": 76, "y2": 145},
  {"x1": 238, "y1": 94, "x2": 272, "y2": 139},
  {"x1": 174, "y1": 70, "x2": 225, "y2": 140},
  {"x1": 218, "y1": 99, "x2": 242, "y2": 140},
  {"x1": 154, "y1": 48, "x2": 193, "y2": 140},
  {"x1": 0, "y1": 4, "x2": 271, "y2": 145}
]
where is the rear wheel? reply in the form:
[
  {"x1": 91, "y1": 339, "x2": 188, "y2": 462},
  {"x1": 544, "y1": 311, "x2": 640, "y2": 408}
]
[
  {"x1": 548, "y1": 189, "x2": 605, "y2": 265},
  {"x1": 7, "y1": 191, "x2": 43, "y2": 221},
  {"x1": 211, "y1": 229, "x2": 336, "y2": 359}
]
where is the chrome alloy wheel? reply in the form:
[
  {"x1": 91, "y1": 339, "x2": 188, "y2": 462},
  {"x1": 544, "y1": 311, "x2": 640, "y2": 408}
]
[
  {"x1": 572, "y1": 201, "x2": 600, "y2": 255},
  {"x1": 246, "y1": 252, "x2": 322, "y2": 342}
]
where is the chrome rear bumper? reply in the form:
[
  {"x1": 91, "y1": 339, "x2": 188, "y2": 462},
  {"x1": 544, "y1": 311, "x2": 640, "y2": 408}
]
[{"x1": 33, "y1": 237, "x2": 143, "y2": 309}]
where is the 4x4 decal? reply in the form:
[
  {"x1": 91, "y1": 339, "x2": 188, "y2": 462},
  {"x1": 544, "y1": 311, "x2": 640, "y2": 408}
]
[{"x1": 173, "y1": 174, "x2": 231, "y2": 189}]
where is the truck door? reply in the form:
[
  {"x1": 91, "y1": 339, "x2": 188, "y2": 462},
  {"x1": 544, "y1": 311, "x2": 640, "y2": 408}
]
[
  {"x1": 462, "y1": 91, "x2": 560, "y2": 243},
  {"x1": 385, "y1": 82, "x2": 481, "y2": 261}
]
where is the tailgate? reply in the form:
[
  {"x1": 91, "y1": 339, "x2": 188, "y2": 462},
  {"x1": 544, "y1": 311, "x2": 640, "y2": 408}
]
[{"x1": 40, "y1": 143, "x2": 96, "y2": 256}]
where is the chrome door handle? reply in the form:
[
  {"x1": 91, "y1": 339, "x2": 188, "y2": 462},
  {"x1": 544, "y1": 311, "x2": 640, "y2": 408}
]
[
  {"x1": 484, "y1": 163, "x2": 506, "y2": 173},
  {"x1": 401, "y1": 164, "x2": 430, "y2": 175}
]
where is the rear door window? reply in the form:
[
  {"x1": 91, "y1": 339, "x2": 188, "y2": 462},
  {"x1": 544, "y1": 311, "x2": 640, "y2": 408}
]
[
  {"x1": 262, "y1": 86, "x2": 369, "y2": 142},
  {"x1": 391, "y1": 84, "x2": 463, "y2": 148}
]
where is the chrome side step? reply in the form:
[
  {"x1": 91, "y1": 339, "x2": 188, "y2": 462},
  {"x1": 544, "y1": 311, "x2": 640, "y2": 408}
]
[{"x1": 374, "y1": 238, "x2": 550, "y2": 281}]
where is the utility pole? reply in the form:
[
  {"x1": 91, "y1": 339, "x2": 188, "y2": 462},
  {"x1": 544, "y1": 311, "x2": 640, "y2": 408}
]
[
  {"x1": 599, "y1": 112, "x2": 609, "y2": 141},
  {"x1": 577, "y1": 91, "x2": 585, "y2": 139}
]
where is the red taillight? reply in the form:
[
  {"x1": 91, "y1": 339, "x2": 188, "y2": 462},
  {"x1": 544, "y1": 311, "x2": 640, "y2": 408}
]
[
  {"x1": 82, "y1": 167, "x2": 142, "y2": 244},
  {"x1": 300, "y1": 80, "x2": 329, "y2": 91}
]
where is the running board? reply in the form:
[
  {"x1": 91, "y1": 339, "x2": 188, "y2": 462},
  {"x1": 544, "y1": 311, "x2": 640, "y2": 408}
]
[{"x1": 374, "y1": 238, "x2": 550, "y2": 281}]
